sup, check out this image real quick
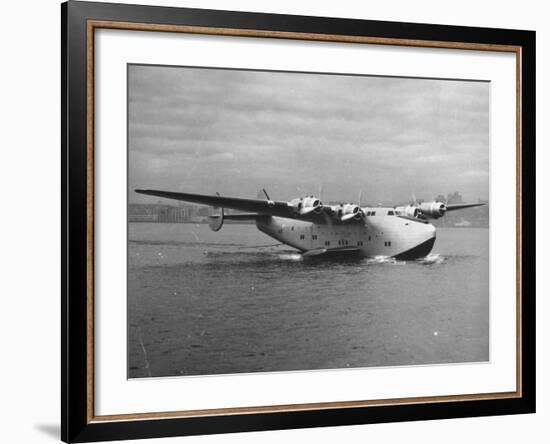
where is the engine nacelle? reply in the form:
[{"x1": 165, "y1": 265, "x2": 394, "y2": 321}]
[
  {"x1": 402, "y1": 205, "x2": 419, "y2": 218},
  {"x1": 340, "y1": 204, "x2": 363, "y2": 221},
  {"x1": 297, "y1": 196, "x2": 323, "y2": 215},
  {"x1": 418, "y1": 201, "x2": 447, "y2": 219}
]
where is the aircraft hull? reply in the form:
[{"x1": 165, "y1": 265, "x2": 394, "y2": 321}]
[{"x1": 256, "y1": 215, "x2": 436, "y2": 259}]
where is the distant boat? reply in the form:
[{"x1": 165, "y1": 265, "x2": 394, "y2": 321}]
[{"x1": 454, "y1": 218, "x2": 472, "y2": 227}]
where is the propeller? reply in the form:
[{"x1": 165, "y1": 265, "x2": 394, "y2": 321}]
[
  {"x1": 339, "y1": 204, "x2": 364, "y2": 222},
  {"x1": 298, "y1": 196, "x2": 323, "y2": 215}
]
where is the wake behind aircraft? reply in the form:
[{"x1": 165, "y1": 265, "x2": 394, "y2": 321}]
[{"x1": 135, "y1": 189, "x2": 485, "y2": 260}]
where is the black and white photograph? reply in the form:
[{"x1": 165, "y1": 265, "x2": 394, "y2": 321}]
[
  {"x1": 1, "y1": 0, "x2": 544, "y2": 441},
  {"x1": 127, "y1": 64, "x2": 490, "y2": 379}
]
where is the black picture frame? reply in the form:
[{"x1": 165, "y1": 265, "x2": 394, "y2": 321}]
[{"x1": 62, "y1": 1, "x2": 536, "y2": 442}]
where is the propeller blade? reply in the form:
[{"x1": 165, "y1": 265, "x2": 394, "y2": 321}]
[
  {"x1": 446, "y1": 202, "x2": 486, "y2": 212},
  {"x1": 322, "y1": 210, "x2": 334, "y2": 227},
  {"x1": 341, "y1": 213, "x2": 357, "y2": 222},
  {"x1": 299, "y1": 207, "x2": 316, "y2": 216}
]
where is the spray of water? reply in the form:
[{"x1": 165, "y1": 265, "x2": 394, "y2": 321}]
[
  {"x1": 418, "y1": 253, "x2": 445, "y2": 265},
  {"x1": 366, "y1": 256, "x2": 398, "y2": 265},
  {"x1": 277, "y1": 253, "x2": 304, "y2": 262}
]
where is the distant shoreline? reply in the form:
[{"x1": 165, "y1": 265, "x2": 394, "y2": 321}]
[
  {"x1": 128, "y1": 219, "x2": 256, "y2": 225},
  {"x1": 127, "y1": 220, "x2": 489, "y2": 228}
]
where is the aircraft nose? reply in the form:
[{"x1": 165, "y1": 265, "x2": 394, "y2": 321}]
[{"x1": 426, "y1": 223, "x2": 436, "y2": 239}]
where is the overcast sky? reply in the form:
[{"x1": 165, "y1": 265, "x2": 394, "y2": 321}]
[{"x1": 128, "y1": 64, "x2": 489, "y2": 205}]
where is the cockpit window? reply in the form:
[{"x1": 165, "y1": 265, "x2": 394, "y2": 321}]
[{"x1": 388, "y1": 210, "x2": 395, "y2": 215}]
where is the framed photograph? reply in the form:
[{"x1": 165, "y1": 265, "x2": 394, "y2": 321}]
[{"x1": 62, "y1": 1, "x2": 535, "y2": 442}]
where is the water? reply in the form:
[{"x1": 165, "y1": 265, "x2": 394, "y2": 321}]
[{"x1": 128, "y1": 223, "x2": 489, "y2": 378}]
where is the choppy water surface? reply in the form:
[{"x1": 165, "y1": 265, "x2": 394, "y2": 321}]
[{"x1": 128, "y1": 223, "x2": 489, "y2": 378}]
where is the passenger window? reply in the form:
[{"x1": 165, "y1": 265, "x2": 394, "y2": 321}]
[{"x1": 388, "y1": 210, "x2": 394, "y2": 216}]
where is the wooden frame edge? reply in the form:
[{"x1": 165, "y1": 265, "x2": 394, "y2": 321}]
[
  {"x1": 90, "y1": 391, "x2": 520, "y2": 423},
  {"x1": 89, "y1": 19, "x2": 521, "y2": 52}
]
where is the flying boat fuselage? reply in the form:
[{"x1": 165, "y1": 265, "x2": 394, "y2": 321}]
[{"x1": 256, "y1": 209, "x2": 436, "y2": 259}]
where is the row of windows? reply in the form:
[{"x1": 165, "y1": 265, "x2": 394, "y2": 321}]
[
  {"x1": 281, "y1": 211, "x2": 396, "y2": 234},
  {"x1": 365, "y1": 210, "x2": 395, "y2": 216},
  {"x1": 293, "y1": 234, "x2": 393, "y2": 247},
  {"x1": 282, "y1": 229, "x2": 385, "y2": 246},
  {"x1": 324, "y1": 240, "x2": 363, "y2": 247},
  {"x1": 280, "y1": 226, "x2": 370, "y2": 236},
  {"x1": 294, "y1": 235, "x2": 373, "y2": 244}
]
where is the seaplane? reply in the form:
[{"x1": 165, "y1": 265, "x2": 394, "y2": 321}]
[{"x1": 135, "y1": 188, "x2": 485, "y2": 259}]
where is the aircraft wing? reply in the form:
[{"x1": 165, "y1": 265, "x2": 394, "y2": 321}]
[
  {"x1": 445, "y1": 202, "x2": 486, "y2": 212},
  {"x1": 135, "y1": 189, "x2": 300, "y2": 220}
]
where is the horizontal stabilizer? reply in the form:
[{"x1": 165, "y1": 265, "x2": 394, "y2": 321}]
[{"x1": 223, "y1": 213, "x2": 265, "y2": 220}]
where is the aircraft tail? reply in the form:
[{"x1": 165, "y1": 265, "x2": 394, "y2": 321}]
[{"x1": 224, "y1": 213, "x2": 264, "y2": 220}]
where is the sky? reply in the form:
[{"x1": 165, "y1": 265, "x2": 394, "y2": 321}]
[{"x1": 128, "y1": 64, "x2": 489, "y2": 205}]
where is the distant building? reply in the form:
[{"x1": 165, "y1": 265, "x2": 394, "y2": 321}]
[
  {"x1": 128, "y1": 203, "x2": 201, "y2": 222},
  {"x1": 196, "y1": 207, "x2": 210, "y2": 217},
  {"x1": 446, "y1": 191, "x2": 464, "y2": 204},
  {"x1": 128, "y1": 204, "x2": 159, "y2": 222}
]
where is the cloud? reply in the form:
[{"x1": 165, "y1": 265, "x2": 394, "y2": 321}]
[{"x1": 128, "y1": 65, "x2": 489, "y2": 204}]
